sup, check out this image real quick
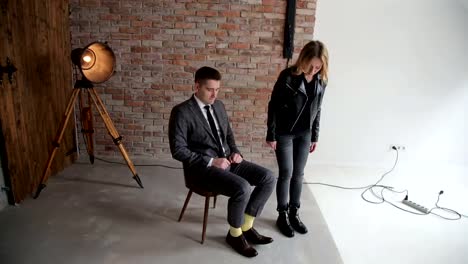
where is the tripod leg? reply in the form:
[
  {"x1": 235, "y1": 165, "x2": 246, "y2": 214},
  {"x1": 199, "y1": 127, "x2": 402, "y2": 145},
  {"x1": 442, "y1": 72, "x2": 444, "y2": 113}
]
[
  {"x1": 79, "y1": 90, "x2": 95, "y2": 164},
  {"x1": 88, "y1": 88, "x2": 144, "y2": 188},
  {"x1": 34, "y1": 88, "x2": 81, "y2": 199}
]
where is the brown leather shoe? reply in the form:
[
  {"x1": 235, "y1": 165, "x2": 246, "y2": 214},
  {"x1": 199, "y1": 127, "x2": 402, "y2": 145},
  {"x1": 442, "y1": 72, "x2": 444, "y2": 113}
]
[
  {"x1": 243, "y1": 228, "x2": 274, "y2": 245},
  {"x1": 226, "y1": 232, "x2": 258, "y2": 257}
]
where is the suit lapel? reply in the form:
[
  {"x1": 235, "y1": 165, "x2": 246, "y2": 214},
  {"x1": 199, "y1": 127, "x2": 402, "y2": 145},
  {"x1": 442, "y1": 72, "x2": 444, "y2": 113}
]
[
  {"x1": 188, "y1": 96, "x2": 220, "y2": 143},
  {"x1": 188, "y1": 96, "x2": 213, "y2": 136}
]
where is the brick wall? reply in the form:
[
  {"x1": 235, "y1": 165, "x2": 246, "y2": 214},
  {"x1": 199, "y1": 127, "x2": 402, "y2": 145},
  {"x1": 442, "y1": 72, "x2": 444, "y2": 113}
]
[{"x1": 69, "y1": 0, "x2": 317, "y2": 166}]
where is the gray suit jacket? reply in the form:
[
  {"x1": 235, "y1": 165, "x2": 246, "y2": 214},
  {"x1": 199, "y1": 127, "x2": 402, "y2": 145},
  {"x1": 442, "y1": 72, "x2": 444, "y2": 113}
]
[{"x1": 168, "y1": 95, "x2": 241, "y2": 171}]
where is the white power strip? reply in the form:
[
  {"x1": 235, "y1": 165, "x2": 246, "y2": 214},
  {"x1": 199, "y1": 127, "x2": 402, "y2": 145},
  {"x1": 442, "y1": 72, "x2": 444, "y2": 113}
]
[{"x1": 402, "y1": 199, "x2": 429, "y2": 214}]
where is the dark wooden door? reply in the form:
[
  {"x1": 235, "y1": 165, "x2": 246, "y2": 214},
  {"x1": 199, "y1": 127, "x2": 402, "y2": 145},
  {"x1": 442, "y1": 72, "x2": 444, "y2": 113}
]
[{"x1": 0, "y1": 0, "x2": 76, "y2": 203}]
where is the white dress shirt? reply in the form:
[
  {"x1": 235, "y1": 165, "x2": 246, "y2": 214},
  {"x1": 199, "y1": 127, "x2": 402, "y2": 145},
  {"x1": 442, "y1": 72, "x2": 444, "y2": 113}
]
[{"x1": 193, "y1": 94, "x2": 226, "y2": 166}]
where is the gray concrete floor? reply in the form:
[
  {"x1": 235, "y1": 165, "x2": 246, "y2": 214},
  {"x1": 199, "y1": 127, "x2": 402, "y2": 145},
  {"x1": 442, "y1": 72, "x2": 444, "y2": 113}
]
[{"x1": 0, "y1": 159, "x2": 342, "y2": 264}]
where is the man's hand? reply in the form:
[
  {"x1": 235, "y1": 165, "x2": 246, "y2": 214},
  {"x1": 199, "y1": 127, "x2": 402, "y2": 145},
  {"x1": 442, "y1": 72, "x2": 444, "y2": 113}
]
[
  {"x1": 266, "y1": 141, "x2": 277, "y2": 151},
  {"x1": 228, "y1": 153, "x2": 243, "y2": 164},
  {"x1": 212, "y1": 158, "x2": 231, "y2": 169},
  {"x1": 310, "y1": 142, "x2": 317, "y2": 153}
]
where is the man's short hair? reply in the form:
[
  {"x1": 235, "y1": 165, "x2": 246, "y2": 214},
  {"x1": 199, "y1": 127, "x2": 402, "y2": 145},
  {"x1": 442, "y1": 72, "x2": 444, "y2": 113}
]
[{"x1": 195, "y1": 66, "x2": 221, "y2": 84}]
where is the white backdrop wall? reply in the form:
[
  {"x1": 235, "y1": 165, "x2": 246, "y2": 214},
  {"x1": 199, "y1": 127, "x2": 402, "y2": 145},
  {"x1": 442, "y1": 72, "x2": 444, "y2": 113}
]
[{"x1": 310, "y1": 0, "x2": 468, "y2": 170}]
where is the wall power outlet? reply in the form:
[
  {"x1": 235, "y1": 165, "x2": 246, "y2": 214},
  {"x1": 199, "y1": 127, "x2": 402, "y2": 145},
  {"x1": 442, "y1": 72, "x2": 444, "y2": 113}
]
[{"x1": 390, "y1": 144, "x2": 406, "y2": 151}]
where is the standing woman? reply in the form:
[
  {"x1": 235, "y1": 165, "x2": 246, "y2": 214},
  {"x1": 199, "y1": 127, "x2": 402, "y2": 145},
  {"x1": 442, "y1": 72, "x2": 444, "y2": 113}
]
[{"x1": 266, "y1": 40, "x2": 329, "y2": 237}]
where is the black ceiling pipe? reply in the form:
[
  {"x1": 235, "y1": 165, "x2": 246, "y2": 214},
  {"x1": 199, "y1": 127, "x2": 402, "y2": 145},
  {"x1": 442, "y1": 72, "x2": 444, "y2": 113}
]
[{"x1": 283, "y1": 0, "x2": 297, "y2": 59}]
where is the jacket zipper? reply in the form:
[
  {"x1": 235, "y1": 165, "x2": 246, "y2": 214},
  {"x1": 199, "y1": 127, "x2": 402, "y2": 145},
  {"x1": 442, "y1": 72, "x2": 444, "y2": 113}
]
[
  {"x1": 289, "y1": 82, "x2": 308, "y2": 133},
  {"x1": 286, "y1": 83, "x2": 296, "y2": 93}
]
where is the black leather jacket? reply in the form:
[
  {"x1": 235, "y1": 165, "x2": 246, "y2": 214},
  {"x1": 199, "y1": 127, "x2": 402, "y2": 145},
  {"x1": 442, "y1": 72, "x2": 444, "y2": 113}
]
[{"x1": 267, "y1": 67, "x2": 327, "y2": 142}]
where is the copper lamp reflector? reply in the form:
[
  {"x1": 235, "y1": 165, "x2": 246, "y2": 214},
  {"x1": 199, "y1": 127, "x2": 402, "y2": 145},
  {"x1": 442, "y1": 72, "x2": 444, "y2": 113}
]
[{"x1": 72, "y1": 42, "x2": 116, "y2": 83}]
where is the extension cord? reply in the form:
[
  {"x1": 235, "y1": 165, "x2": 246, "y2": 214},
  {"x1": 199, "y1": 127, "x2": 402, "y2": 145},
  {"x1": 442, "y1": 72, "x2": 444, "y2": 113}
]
[{"x1": 402, "y1": 199, "x2": 429, "y2": 214}]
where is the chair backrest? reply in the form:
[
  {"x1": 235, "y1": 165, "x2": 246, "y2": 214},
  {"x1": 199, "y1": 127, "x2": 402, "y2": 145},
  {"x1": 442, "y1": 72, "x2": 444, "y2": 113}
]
[{"x1": 181, "y1": 164, "x2": 195, "y2": 189}]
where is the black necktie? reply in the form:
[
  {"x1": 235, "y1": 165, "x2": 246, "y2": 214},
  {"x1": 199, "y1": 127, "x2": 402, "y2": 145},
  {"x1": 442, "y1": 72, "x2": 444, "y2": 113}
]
[{"x1": 204, "y1": 105, "x2": 224, "y2": 157}]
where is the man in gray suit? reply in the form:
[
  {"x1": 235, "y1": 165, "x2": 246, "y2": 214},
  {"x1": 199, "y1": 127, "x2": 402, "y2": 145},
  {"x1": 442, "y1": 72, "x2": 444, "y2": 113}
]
[{"x1": 169, "y1": 66, "x2": 276, "y2": 257}]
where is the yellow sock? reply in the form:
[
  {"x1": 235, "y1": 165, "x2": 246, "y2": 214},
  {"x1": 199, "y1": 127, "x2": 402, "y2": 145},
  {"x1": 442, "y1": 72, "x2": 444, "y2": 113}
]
[
  {"x1": 229, "y1": 226, "x2": 242, "y2": 237},
  {"x1": 241, "y1": 214, "x2": 255, "y2": 232}
]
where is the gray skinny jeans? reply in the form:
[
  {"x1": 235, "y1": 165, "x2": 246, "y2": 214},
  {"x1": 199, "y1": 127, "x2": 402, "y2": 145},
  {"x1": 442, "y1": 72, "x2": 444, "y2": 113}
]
[{"x1": 275, "y1": 131, "x2": 311, "y2": 211}]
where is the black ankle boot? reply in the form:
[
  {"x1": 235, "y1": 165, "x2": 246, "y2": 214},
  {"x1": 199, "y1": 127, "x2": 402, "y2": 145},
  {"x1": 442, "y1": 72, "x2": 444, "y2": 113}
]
[
  {"x1": 289, "y1": 207, "x2": 308, "y2": 234},
  {"x1": 276, "y1": 211, "x2": 295, "y2": 237}
]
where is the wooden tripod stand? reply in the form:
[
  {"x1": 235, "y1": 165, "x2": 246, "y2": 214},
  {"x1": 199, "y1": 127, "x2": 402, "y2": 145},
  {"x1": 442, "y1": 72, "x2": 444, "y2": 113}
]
[{"x1": 34, "y1": 79, "x2": 144, "y2": 199}]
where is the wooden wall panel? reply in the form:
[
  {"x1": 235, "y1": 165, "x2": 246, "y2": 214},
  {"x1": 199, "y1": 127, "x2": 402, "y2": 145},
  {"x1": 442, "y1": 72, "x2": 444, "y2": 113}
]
[{"x1": 0, "y1": 0, "x2": 75, "y2": 203}]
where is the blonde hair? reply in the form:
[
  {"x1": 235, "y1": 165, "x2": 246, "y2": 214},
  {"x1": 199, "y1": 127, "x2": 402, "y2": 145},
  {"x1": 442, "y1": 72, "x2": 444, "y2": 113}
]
[{"x1": 292, "y1": 40, "x2": 329, "y2": 82}]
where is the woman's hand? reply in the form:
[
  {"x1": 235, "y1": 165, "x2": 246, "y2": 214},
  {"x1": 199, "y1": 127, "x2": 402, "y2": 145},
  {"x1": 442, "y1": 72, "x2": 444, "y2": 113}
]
[
  {"x1": 309, "y1": 142, "x2": 317, "y2": 153},
  {"x1": 266, "y1": 141, "x2": 277, "y2": 151}
]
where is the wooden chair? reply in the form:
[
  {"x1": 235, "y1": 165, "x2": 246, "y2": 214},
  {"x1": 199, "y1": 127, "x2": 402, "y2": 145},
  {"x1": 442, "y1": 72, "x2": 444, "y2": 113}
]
[{"x1": 178, "y1": 173, "x2": 218, "y2": 244}]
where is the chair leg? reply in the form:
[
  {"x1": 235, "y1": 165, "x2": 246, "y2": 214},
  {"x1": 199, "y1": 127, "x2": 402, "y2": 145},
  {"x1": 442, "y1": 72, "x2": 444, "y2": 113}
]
[
  {"x1": 201, "y1": 196, "x2": 210, "y2": 244},
  {"x1": 178, "y1": 190, "x2": 193, "y2": 222},
  {"x1": 213, "y1": 195, "x2": 217, "y2": 208}
]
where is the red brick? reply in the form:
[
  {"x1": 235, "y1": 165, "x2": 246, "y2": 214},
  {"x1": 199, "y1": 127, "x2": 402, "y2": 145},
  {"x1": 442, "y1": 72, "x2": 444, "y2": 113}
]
[
  {"x1": 219, "y1": 10, "x2": 241, "y2": 17},
  {"x1": 175, "y1": 22, "x2": 196, "y2": 29},
  {"x1": 196, "y1": 10, "x2": 218, "y2": 17},
  {"x1": 125, "y1": 101, "x2": 145, "y2": 107},
  {"x1": 206, "y1": 30, "x2": 227, "y2": 37},
  {"x1": 229, "y1": 43, "x2": 250, "y2": 49},
  {"x1": 119, "y1": 27, "x2": 140, "y2": 34},
  {"x1": 184, "y1": 54, "x2": 206, "y2": 61},
  {"x1": 219, "y1": 23, "x2": 240, "y2": 30}
]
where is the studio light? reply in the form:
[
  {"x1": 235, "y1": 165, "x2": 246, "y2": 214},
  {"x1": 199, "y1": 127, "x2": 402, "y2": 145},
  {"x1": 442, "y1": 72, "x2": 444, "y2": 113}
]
[{"x1": 34, "y1": 41, "x2": 143, "y2": 199}]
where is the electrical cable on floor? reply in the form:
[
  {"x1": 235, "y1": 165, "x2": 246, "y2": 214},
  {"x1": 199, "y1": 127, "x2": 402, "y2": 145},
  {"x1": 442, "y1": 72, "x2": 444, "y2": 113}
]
[
  {"x1": 303, "y1": 147, "x2": 399, "y2": 191},
  {"x1": 94, "y1": 156, "x2": 183, "y2": 169},
  {"x1": 303, "y1": 147, "x2": 410, "y2": 207},
  {"x1": 77, "y1": 132, "x2": 182, "y2": 169},
  {"x1": 74, "y1": 155, "x2": 182, "y2": 169},
  {"x1": 303, "y1": 147, "x2": 467, "y2": 221}
]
